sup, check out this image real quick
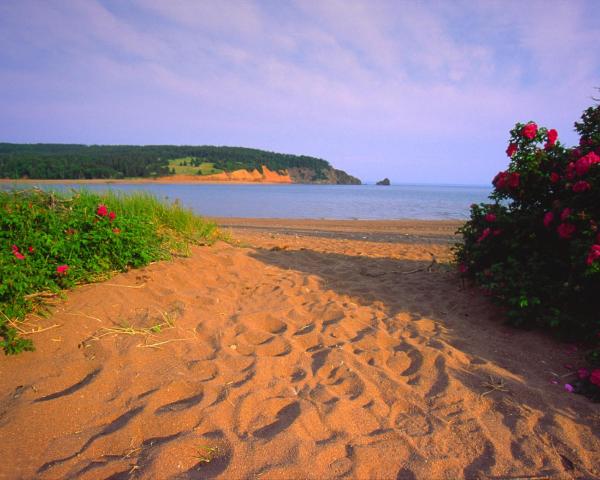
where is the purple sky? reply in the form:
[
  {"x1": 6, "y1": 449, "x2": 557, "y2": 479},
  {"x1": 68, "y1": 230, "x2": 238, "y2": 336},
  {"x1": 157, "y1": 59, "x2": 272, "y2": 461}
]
[{"x1": 1, "y1": 1, "x2": 599, "y2": 184}]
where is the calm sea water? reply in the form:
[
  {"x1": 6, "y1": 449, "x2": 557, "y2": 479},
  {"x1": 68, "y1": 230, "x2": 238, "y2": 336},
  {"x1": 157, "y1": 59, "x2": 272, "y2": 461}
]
[{"x1": 2, "y1": 183, "x2": 492, "y2": 220}]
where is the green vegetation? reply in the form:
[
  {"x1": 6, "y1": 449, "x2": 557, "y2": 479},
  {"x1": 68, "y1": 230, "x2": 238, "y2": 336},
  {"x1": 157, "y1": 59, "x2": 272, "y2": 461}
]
[
  {"x1": 455, "y1": 103, "x2": 600, "y2": 399},
  {"x1": 0, "y1": 188, "x2": 219, "y2": 354},
  {"x1": 168, "y1": 157, "x2": 224, "y2": 176},
  {"x1": 0, "y1": 144, "x2": 360, "y2": 184}
]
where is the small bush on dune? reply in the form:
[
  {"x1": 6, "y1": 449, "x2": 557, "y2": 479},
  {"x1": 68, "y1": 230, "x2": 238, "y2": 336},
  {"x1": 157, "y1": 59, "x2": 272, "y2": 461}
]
[
  {"x1": 0, "y1": 189, "x2": 219, "y2": 354},
  {"x1": 455, "y1": 103, "x2": 600, "y2": 400}
]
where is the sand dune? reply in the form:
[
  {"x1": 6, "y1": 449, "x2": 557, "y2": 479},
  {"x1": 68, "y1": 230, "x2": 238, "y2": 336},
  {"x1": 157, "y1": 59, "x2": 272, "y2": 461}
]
[{"x1": 0, "y1": 220, "x2": 598, "y2": 479}]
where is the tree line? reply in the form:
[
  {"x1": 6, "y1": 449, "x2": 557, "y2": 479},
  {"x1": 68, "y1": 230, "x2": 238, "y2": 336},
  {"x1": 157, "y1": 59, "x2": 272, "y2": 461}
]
[{"x1": 0, "y1": 143, "x2": 337, "y2": 180}]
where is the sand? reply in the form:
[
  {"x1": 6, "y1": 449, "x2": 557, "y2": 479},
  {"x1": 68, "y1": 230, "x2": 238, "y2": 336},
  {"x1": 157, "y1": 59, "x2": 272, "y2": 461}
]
[{"x1": 0, "y1": 219, "x2": 598, "y2": 479}]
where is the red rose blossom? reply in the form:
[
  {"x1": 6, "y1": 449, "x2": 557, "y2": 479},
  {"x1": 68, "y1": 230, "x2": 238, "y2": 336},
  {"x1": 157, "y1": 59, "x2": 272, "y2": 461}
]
[
  {"x1": 543, "y1": 211, "x2": 554, "y2": 228},
  {"x1": 28, "y1": 246, "x2": 34, "y2": 253},
  {"x1": 108, "y1": 211, "x2": 116, "y2": 221},
  {"x1": 477, "y1": 227, "x2": 491, "y2": 243},
  {"x1": 56, "y1": 265, "x2": 69, "y2": 275},
  {"x1": 484, "y1": 213, "x2": 496, "y2": 222},
  {"x1": 459, "y1": 263, "x2": 468, "y2": 274},
  {"x1": 550, "y1": 172, "x2": 560, "y2": 183},
  {"x1": 521, "y1": 123, "x2": 538, "y2": 140},
  {"x1": 591, "y1": 369, "x2": 600, "y2": 387},
  {"x1": 572, "y1": 181, "x2": 591, "y2": 193},
  {"x1": 97, "y1": 204, "x2": 108, "y2": 216},
  {"x1": 493, "y1": 171, "x2": 508, "y2": 189},
  {"x1": 578, "y1": 368, "x2": 590, "y2": 379},
  {"x1": 547, "y1": 128, "x2": 558, "y2": 145},
  {"x1": 575, "y1": 152, "x2": 600, "y2": 177},
  {"x1": 557, "y1": 223, "x2": 576, "y2": 239},
  {"x1": 508, "y1": 172, "x2": 520, "y2": 189},
  {"x1": 506, "y1": 143, "x2": 518, "y2": 157},
  {"x1": 13, "y1": 251, "x2": 25, "y2": 260},
  {"x1": 494, "y1": 171, "x2": 520, "y2": 190},
  {"x1": 560, "y1": 208, "x2": 572, "y2": 221}
]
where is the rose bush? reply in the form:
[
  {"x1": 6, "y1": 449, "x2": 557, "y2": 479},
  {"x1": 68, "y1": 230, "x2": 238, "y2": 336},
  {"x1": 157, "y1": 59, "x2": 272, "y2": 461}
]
[{"x1": 455, "y1": 103, "x2": 600, "y2": 400}]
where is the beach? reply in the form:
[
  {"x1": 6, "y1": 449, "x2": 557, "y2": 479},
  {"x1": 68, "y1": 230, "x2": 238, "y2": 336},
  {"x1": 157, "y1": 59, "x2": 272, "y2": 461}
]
[{"x1": 0, "y1": 218, "x2": 598, "y2": 479}]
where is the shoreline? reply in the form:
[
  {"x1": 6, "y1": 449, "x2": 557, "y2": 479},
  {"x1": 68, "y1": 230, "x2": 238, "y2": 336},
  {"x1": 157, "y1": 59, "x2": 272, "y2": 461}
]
[
  {"x1": 0, "y1": 177, "x2": 294, "y2": 185},
  {"x1": 212, "y1": 217, "x2": 464, "y2": 245}
]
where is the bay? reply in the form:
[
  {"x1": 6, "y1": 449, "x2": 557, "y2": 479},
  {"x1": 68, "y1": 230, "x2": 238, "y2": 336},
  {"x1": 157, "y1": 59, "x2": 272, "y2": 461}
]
[{"x1": 1, "y1": 183, "x2": 492, "y2": 220}]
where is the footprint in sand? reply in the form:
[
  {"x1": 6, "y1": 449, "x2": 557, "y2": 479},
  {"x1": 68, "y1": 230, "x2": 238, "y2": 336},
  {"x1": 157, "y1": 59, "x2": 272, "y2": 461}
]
[
  {"x1": 394, "y1": 409, "x2": 434, "y2": 437},
  {"x1": 237, "y1": 397, "x2": 301, "y2": 440}
]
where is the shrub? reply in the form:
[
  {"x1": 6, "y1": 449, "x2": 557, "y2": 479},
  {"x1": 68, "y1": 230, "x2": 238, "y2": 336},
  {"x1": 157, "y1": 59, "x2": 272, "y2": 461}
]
[
  {"x1": 455, "y1": 104, "x2": 600, "y2": 399},
  {"x1": 0, "y1": 189, "x2": 219, "y2": 354}
]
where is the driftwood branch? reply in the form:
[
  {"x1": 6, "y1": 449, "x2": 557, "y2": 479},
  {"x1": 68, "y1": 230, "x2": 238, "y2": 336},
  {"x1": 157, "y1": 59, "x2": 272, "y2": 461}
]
[{"x1": 359, "y1": 252, "x2": 438, "y2": 277}]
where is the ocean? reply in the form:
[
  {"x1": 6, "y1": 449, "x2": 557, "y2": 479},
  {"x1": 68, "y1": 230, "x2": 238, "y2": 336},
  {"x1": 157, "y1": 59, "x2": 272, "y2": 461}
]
[{"x1": 1, "y1": 183, "x2": 492, "y2": 220}]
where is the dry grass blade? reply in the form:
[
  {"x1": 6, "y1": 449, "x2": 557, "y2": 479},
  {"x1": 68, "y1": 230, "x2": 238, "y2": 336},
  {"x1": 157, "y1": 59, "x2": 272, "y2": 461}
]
[
  {"x1": 65, "y1": 311, "x2": 103, "y2": 323},
  {"x1": 23, "y1": 291, "x2": 59, "y2": 300},
  {"x1": 6, "y1": 317, "x2": 61, "y2": 336},
  {"x1": 95, "y1": 309, "x2": 176, "y2": 339},
  {"x1": 137, "y1": 337, "x2": 196, "y2": 348}
]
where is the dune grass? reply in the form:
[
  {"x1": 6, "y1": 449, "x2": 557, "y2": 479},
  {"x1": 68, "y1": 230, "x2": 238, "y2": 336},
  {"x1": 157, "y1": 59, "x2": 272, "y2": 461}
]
[{"x1": 0, "y1": 188, "x2": 219, "y2": 354}]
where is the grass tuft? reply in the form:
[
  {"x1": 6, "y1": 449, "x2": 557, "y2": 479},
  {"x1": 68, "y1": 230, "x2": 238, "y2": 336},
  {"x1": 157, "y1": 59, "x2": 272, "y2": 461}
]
[{"x1": 0, "y1": 188, "x2": 219, "y2": 354}]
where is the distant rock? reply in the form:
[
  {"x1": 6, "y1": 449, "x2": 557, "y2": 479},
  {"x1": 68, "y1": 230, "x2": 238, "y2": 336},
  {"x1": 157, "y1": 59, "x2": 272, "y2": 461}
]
[{"x1": 376, "y1": 178, "x2": 391, "y2": 186}]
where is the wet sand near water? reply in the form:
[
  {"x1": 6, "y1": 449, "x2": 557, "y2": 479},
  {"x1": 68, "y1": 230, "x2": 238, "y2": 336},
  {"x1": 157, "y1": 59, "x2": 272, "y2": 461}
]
[{"x1": 0, "y1": 219, "x2": 598, "y2": 479}]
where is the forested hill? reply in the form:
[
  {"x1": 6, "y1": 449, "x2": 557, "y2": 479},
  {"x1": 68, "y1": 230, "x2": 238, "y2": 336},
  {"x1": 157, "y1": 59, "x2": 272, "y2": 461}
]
[{"x1": 0, "y1": 143, "x2": 361, "y2": 184}]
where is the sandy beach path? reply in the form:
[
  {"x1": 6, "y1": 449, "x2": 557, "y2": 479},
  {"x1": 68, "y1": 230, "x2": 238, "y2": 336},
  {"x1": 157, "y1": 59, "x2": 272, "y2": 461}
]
[{"x1": 0, "y1": 219, "x2": 598, "y2": 479}]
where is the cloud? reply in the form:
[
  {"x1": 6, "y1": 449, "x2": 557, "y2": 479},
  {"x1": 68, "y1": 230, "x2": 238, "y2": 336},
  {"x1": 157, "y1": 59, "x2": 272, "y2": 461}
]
[{"x1": 0, "y1": 0, "x2": 598, "y2": 182}]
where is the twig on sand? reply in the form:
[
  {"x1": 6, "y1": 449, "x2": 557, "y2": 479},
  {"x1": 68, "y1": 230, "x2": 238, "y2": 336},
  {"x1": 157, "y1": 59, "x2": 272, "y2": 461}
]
[
  {"x1": 399, "y1": 253, "x2": 438, "y2": 274},
  {"x1": 359, "y1": 253, "x2": 439, "y2": 277},
  {"x1": 100, "y1": 282, "x2": 147, "y2": 289},
  {"x1": 487, "y1": 475, "x2": 555, "y2": 480},
  {"x1": 480, "y1": 375, "x2": 510, "y2": 397}
]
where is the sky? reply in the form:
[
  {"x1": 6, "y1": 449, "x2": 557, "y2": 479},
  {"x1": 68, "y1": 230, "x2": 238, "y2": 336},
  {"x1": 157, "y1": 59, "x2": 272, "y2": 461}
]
[{"x1": 1, "y1": 1, "x2": 599, "y2": 184}]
